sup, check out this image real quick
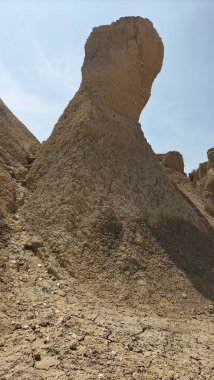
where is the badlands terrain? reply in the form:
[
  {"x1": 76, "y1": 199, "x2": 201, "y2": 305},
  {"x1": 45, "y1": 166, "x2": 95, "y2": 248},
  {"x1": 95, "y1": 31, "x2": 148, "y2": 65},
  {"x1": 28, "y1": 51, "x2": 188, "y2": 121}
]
[{"x1": 0, "y1": 17, "x2": 213, "y2": 380}]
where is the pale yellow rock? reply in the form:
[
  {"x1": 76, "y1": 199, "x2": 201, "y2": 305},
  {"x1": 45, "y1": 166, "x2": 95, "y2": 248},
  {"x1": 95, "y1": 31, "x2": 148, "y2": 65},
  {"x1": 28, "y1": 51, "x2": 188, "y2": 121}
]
[
  {"x1": 157, "y1": 151, "x2": 184, "y2": 173},
  {"x1": 81, "y1": 17, "x2": 163, "y2": 121}
]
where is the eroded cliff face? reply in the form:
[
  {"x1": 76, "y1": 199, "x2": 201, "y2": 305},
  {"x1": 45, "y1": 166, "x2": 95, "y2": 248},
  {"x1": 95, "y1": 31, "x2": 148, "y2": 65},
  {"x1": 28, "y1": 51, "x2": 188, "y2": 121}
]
[
  {"x1": 25, "y1": 17, "x2": 205, "y2": 228},
  {"x1": 0, "y1": 99, "x2": 40, "y2": 245},
  {"x1": 81, "y1": 17, "x2": 163, "y2": 121},
  {"x1": 190, "y1": 148, "x2": 214, "y2": 217},
  {"x1": 157, "y1": 151, "x2": 184, "y2": 173},
  {"x1": 0, "y1": 17, "x2": 214, "y2": 379},
  {"x1": 155, "y1": 151, "x2": 214, "y2": 226},
  {"x1": 23, "y1": 17, "x2": 213, "y2": 302}
]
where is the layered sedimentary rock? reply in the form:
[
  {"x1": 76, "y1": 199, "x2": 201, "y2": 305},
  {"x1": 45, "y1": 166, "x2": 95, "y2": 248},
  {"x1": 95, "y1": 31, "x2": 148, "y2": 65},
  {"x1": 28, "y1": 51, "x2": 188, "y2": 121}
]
[
  {"x1": 23, "y1": 17, "x2": 213, "y2": 303},
  {"x1": 0, "y1": 99, "x2": 40, "y2": 244},
  {"x1": 190, "y1": 148, "x2": 214, "y2": 217}
]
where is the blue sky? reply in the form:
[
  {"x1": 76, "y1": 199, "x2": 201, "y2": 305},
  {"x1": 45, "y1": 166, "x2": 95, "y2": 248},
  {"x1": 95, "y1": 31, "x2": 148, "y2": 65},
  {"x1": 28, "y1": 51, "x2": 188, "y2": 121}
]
[{"x1": 0, "y1": 0, "x2": 213, "y2": 173}]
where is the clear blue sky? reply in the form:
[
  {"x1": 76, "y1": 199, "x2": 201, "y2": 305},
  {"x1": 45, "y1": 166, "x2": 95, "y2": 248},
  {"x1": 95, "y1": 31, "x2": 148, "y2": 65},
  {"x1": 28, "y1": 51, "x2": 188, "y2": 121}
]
[{"x1": 0, "y1": 0, "x2": 214, "y2": 173}]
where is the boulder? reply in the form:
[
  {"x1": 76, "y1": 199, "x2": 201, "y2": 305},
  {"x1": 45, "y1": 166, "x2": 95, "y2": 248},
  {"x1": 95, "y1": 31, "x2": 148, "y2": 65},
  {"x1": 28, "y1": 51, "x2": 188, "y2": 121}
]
[{"x1": 157, "y1": 151, "x2": 184, "y2": 173}]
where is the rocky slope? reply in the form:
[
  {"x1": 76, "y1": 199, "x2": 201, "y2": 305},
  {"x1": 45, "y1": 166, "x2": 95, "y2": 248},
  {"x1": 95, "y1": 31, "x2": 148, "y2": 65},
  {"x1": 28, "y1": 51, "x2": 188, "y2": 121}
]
[
  {"x1": 190, "y1": 148, "x2": 214, "y2": 217},
  {"x1": 156, "y1": 150, "x2": 214, "y2": 230},
  {"x1": 0, "y1": 99, "x2": 40, "y2": 246},
  {"x1": 0, "y1": 16, "x2": 213, "y2": 380},
  {"x1": 22, "y1": 16, "x2": 213, "y2": 305},
  {"x1": 1, "y1": 219, "x2": 213, "y2": 379}
]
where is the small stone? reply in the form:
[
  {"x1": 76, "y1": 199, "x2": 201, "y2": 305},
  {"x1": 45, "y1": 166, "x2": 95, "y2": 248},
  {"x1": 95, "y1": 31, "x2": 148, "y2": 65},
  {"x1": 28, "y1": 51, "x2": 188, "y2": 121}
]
[
  {"x1": 33, "y1": 353, "x2": 41, "y2": 361},
  {"x1": 138, "y1": 366, "x2": 145, "y2": 373},
  {"x1": 206, "y1": 304, "x2": 214, "y2": 314},
  {"x1": 57, "y1": 290, "x2": 65, "y2": 297},
  {"x1": 70, "y1": 341, "x2": 78, "y2": 350},
  {"x1": 40, "y1": 320, "x2": 50, "y2": 327},
  {"x1": 28, "y1": 313, "x2": 35, "y2": 320},
  {"x1": 38, "y1": 264, "x2": 42, "y2": 268},
  {"x1": 24, "y1": 238, "x2": 43, "y2": 254},
  {"x1": 182, "y1": 292, "x2": 187, "y2": 299},
  {"x1": 62, "y1": 315, "x2": 70, "y2": 323},
  {"x1": 124, "y1": 369, "x2": 132, "y2": 375},
  {"x1": 14, "y1": 323, "x2": 22, "y2": 330},
  {"x1": 132, "y1": 373, "x2": 140, "y2": 380},
  {"x1": 126, "y1": 343, "x2": 133, "y2": 351},
  {"x1": 77, "y1": 334, "x2": 86, "y2": 342},
  {"x1": 47, "y1": 266, "x2": 61, "y2": 279}
]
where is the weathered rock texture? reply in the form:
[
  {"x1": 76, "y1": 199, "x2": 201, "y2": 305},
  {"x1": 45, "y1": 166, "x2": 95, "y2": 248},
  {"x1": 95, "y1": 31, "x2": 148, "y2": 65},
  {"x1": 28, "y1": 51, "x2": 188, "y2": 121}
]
[
  {"x1": 81, "y1": 17, "x2": 163, "y2": 121},
  {"x1": 22, "y1": 17, "x2": 214, "y2": 305},
  {"x1": 207, "y1": 147, "x2": 214, "y2": 166},
  {"x1": 156, "y1": 151, "x2": 214, "y2": 226},
  {"x1": 0, "y1": 17, "x2": 214, "y2": 380},
  {"x1": 157, "y1": 151, "x2": 184, "y2": 173},
  {"x1": 0, "y1": 99, "x2": 40, "y2": 244},
  {"x1": 190, "y1": 148, "x2": 214, "y2": 217}
]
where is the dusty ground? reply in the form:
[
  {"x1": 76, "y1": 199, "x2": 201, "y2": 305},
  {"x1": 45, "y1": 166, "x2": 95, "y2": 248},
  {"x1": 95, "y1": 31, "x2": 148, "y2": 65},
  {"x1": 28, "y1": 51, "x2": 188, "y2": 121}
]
[{"x1": 0, "y1": 189, "x2": 213, "y2": 380}]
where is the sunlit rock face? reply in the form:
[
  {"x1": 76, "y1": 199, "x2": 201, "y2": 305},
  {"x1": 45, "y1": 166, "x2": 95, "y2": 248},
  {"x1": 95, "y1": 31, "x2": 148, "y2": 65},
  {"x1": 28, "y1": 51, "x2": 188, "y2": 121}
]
[
  {"x1": 81, "y1": 17, "x2": 164, "y2": 121},
  {"x1": 189, "y1": 148, "x2": 214, "y2": 217},
  {"x1": 23, "y1": 17, "x2": 213, "y2": 302},
  {"x1": 157, "y1": 151, "x2": 184, "y2": 173},
  {"x1": 197, "y1": 148, "x2": 214, "y2": 217},
  {"x1": 207, "y1": 148, "x2": 214, "y2": 167}
]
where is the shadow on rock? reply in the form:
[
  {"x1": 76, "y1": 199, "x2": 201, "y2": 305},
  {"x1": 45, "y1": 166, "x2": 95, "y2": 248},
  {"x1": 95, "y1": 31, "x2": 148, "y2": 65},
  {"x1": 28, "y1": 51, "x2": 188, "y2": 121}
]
[{"x1": 150, "y1": 218, "x2": 214, "y2": 301}]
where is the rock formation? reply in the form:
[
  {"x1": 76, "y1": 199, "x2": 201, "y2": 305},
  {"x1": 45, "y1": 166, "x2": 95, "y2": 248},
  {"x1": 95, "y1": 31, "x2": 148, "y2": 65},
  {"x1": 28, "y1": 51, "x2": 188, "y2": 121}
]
[
  {"x1": 156, "y1": 150, "x2": 214, "y2": 225},
  {"x1": 0, "y1": 17, "x2": 214, "y2": 380},
  {"x1": 81, "y1": 17, "x2": 163, "y2": 121},
  {"x1": 0, "y1": 99, "x2": 40, "y2": 245},
  {"x1": 207, "y1": 147, "x2": 214, "y2": 166},
  {"x1": 157, "y1": 151, "x2": 184, "y2": 173},
  {"x1": 22, "y1": 17, "x2": 213, "y2": 304},
  {"x1": 190, "y1": 148, "x2": 214, "y2": 217}
]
